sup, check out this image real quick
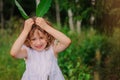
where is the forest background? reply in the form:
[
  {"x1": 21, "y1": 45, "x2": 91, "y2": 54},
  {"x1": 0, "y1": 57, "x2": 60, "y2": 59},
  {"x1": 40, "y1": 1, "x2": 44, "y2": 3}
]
[{"x1": 0, "y1": 0, "x2": 120, "y2": 80}]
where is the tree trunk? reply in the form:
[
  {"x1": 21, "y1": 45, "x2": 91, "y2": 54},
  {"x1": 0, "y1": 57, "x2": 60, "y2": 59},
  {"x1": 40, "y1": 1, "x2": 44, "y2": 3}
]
[
  {"x1": 76, "y1": 20, "x2": 82, "y2": 33},
  {"x1": 36, "y1": 0, "x2": 40, "y2": 6},
  {"x1": 55, "y1": 0, "x2": 61, "y2": 27},
  {"x1": 90, "y1": 14, "x2": 95, "y2": 26},
  {"x1": 94, "y1": 71, "x2": 100, "y2": 80},
  {"x1": 68, "y1": 9, "x2": 74, "y2": 31},
  {"x1": 94, "y1": 49, "x2": 101, "y2": 80}
]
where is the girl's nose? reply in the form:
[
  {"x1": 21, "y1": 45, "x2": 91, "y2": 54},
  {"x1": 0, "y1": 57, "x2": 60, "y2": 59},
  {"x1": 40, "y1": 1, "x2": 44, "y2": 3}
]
[{"x1": 36, "y1": 39, "x2": 41, "y2": 44}]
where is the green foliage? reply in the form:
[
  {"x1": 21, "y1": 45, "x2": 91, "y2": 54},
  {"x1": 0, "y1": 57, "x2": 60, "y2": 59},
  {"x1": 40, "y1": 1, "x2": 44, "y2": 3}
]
[
  {"x1": 0, "y1": 30, "x2": 25, "y2": 80},
  {"x1": 14, "y1": 0, "x2": 52, "y2": 19},
  {"x1": 58, "y1": 44, "x2": 92, "y2": 80},
  {"x1": 36, "y1": 0, "x2": 52, "y2": 17},
  {"x1": 60, "y1": 0, "x2": 94, "y2": 26},
  {"x1": 57, "y1": 27, "x2": 109, "y2": 79},
  {"x1": 81, "y1": 7, "x2": 94, "y2": 21},
  {"x1": 100, "y1": 28, "x2": 120, "y2": 80},
  {"x1": 80, "y1": 34, "x2": 106, "y2": 65},
  {"x1": 56, "y1": 26, "x2": 93, "y2": 80},
  {"x1": 15, "y1": 0, "x2": 29, "y2": 19},
  {"x1": 4, "y1": 17, "x2": 23, "y2": 34}
]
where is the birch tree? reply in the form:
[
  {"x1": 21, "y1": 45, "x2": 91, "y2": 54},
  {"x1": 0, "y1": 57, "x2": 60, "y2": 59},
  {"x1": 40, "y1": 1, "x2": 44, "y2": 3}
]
[
  {"x1": 75, "y1": 0, "x2": 81, "y2": 33},
  {"x1": 54, "y1": 0, "x2": 61, "y2": 27},
  {"x1": 36, "y1": 0, "x2": 40, "y2": 6},
  {"x1": 68, "y1": 9, "x2": 74, "y2": 31}
]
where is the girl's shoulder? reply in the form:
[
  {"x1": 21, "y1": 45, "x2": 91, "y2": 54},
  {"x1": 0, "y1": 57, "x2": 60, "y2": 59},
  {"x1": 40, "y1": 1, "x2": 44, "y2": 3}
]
[
  {"x1": 22, "y1": 45, "x2": 31, "y2": 52},
  {"x1": 48, "y1": 45, "x2": 57, "y2": 60}
]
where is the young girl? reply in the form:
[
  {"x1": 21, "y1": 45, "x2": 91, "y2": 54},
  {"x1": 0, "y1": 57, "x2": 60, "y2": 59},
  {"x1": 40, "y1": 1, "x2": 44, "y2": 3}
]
[{"x1": 10, "y1": 17, "x2": 71, "y2": 80}]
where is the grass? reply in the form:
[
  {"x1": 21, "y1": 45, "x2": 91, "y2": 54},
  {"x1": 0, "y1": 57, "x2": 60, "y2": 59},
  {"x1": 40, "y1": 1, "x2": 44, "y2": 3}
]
[{"x1": 0, "y1": 30, "x2": 25, "y2": 80}]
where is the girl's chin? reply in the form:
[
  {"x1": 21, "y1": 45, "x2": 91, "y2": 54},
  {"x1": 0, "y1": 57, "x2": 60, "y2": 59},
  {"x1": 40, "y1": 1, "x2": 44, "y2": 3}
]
[
  {"x1": 34, "y1": 47, "x2": 46, "y2": 51},
  {"x1": 35, "y1": 48, "x2": 44, "y2": 51},
  {"x1": 36, "y1": 48, "x2": 44, "y2": 51}
]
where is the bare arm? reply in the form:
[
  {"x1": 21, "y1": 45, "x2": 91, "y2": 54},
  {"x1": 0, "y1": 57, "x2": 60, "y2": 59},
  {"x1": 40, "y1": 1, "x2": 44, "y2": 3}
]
[
  {"x1": 10, "y1": 18, "x2": 34, "y2": 59},
  {"x1": 36, "y1": 17, "x2": 71, "y2": 55}
]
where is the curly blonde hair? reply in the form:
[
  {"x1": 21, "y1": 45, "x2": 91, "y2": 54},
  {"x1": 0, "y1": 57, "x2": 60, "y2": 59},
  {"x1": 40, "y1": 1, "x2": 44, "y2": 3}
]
[{"x1": 24, "y1": 18, "x2": 55, "y2": 49}]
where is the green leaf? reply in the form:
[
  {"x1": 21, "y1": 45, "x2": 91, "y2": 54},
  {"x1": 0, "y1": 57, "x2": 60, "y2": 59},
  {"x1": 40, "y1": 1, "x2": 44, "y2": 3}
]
[
  {"x1": 15, "y1": 0, "x2": 29, "y2": 19},
  {"x1": 36, "y1": 0, "x2": 52, "y2": 17}
]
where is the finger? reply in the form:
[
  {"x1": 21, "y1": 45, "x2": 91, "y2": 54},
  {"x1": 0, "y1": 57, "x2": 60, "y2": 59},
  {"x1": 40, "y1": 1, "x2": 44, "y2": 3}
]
[{"x1": 36, "y1": 17, "x2": 43, "y2": 21}]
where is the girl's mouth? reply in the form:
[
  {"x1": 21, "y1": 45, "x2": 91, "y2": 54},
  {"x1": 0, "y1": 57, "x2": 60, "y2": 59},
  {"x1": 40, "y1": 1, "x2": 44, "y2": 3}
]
[{"x1": 35, "y1": 45, "x2": 43, "y2": 49}]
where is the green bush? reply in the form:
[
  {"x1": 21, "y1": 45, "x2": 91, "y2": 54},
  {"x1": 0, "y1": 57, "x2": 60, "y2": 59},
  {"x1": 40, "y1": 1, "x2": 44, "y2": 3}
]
[
  {"x1": 58, "y1": 44, "x2": 92, "y2": 80},
  {"x1": 0, "y1": 29, "x2": 25, "y2": 80},
  {"x1": 0, "y1": 18, "x2": 24, "y2": 80},
  {"x1": 58, "y1": 28, "x2": 111, "y2": 80},
  {"x1": 57, "y1": 28, "x2": 97, "y2": 80},
  {"x1": 79, "y1": 33, "x2": 107, "y2": 66},
  {"x1": 4, "y1": 17, "x2": 23, "y2": 35},
  {"x1": 100, "y1": 28, "x2": 120, "y2": 80}
]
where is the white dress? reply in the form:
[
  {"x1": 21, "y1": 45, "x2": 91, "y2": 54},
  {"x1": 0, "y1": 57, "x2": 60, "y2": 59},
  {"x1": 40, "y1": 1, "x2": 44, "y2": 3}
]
[{"x1": 21, "y1": 45, "x2": 65, "y2": 80}]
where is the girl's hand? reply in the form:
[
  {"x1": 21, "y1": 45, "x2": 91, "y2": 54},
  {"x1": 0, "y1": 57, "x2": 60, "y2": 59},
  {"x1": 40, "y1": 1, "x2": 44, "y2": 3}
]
[
  {"x1": 24, "y1": 18, "x2": 34, "y2": 32},
  {"x1": 35, "y1": 17, "x2": 48, "y2": 29}
]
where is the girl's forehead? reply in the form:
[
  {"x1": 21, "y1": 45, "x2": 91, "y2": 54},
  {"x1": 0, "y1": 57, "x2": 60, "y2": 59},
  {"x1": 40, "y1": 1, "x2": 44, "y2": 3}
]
[{"x1": 34, "y1": 29, "x2": 45, "y2": 37}]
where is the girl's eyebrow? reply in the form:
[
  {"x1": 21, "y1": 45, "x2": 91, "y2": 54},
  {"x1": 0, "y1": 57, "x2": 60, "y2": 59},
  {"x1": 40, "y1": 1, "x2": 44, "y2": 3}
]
[{"x1": 30, "y1": 37, "x2": 35, "y2": 40}]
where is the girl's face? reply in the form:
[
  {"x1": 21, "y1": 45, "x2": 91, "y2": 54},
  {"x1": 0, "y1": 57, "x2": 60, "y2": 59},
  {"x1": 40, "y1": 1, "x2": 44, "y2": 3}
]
[{"x1": 30, "y1": 29, "x2": 47, "y2": 51}]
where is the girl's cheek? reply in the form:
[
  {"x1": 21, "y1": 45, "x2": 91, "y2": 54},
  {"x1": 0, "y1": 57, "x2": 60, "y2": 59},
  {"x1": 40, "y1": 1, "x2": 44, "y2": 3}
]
[{"x1": 30, "y1": 41, "x2": 35, "y2": 45}]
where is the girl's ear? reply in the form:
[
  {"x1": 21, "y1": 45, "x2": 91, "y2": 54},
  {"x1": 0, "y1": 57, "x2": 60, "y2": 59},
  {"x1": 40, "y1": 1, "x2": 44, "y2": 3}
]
[{"x1": 24, "y1": 39, "x2": 31, "y2": 48}]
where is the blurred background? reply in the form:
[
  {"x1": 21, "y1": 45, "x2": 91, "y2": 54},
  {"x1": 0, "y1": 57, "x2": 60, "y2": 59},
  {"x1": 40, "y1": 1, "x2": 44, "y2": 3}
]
[{"x1": 0, "y1": 0, "x2": 120, "y2": 80}]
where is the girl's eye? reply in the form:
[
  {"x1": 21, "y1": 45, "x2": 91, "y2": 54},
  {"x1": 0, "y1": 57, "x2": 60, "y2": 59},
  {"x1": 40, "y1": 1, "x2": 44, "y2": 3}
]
[
  {"x1": 31, "y1": 38, "x2": 36, "y2": 41},
  {"x1": 40, "y1": 37, "x2": 44, "y2": 39}
]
